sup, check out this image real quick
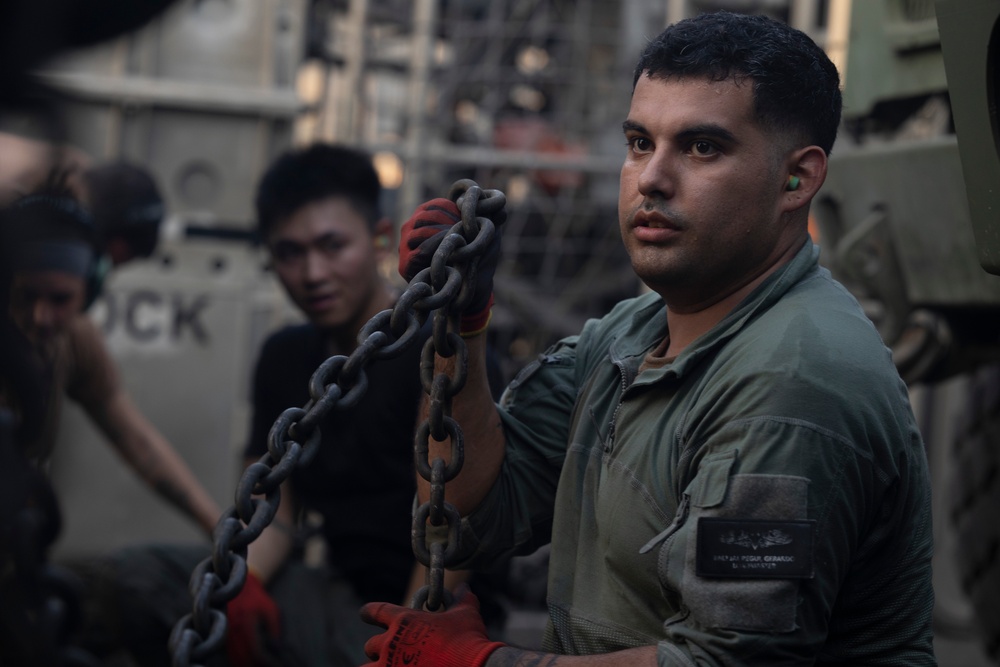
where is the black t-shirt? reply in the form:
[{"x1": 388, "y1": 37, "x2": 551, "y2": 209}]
[{"x1": 245, "y1": 322, "x2": 427, "y2": 604}]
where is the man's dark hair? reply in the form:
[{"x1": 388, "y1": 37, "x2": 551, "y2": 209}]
[
  {"x1": 83, "y1": 161, "x2": 164, "y2": 259},
  {"x1": 633, "y1": 12, "x2": 842, "y2": 155},
  {"x1": 255, "y1": 143, "x2": 382, "y2": 239}
]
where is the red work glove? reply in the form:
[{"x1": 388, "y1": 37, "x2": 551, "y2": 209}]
[
  {"x1": 398, "y1": 198, "x2": 504, "y2": 336},
  {"x1": 360, "y1": 584, "x2": 505, "y2": 667},
  {"x1": 225, "y1": 570, "x2": 281, "y2": 667}
]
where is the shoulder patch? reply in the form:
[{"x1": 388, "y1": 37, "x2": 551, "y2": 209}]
[{"x1": 696, "y1": 518, "x2": 815, "y2": 579}]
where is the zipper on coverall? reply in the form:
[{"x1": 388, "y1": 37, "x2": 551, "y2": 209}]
[
  {"x1": 638, "y1": 494, "x2": 690, "y2": 554},
  {"x1": 600, "y1": 346, "x2": 692, "y2": 555},
  {"x1": 600, "y1": 349, "x2": 636, "y2": 453}
]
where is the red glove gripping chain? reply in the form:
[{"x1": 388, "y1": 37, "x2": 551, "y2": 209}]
[
  {"x1": 398, "y1": 198, "x2": 498, "y2": 335},
  {"x1": 398, "y1": 198, "x2": 462, "y2": 283},
  {"x1": 225, "y1": 570, "x2": 281, "y2": 667},
  {"x1": 360, "y1": 585, "x2": 505, "y2": 667}
]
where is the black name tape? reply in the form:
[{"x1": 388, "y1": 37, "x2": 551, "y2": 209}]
[{"x1": 696, "y1": 518, "x2": 815, "y2": 579}]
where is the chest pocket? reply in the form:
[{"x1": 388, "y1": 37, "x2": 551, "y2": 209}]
[{"x1": 659, "y1": 449, "x2": 810, "y2": 633}]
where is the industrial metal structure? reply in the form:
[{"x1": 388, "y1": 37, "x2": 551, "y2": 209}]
[{"x1": 302, "y1": 0, "x2": 831, "y2": 370}]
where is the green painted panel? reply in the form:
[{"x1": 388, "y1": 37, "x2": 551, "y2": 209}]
[{"x1": 936, "y1": 0, "x2": 1000, "y2": 275}]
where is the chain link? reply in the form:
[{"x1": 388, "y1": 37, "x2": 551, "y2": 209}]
[{"x1": 168, "y1": 179, "x2": 506, "y2": 665}]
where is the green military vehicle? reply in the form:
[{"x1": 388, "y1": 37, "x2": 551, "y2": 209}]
[{"x1": 813, "y1": 0, "x2": 1000, "y2": 661}]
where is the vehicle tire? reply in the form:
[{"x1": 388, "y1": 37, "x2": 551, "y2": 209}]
[{"x1": 950, "y1": 363, "x2": 1000, "y2": 663}]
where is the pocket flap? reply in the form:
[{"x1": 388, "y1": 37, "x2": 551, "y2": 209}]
[{"x1": 686, "y1": 450, "x2": 737, "y2": 509}]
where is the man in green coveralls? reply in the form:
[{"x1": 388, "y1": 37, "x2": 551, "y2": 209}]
[{"x1": 362, "y1": 11, "x2": 936, "y2": 667}]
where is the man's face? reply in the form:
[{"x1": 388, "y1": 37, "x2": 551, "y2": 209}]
[
  {"x1": 619, "y1": 74, "x2": 798, "y2": 312},
  {"x1": 267, "y1": 196, "x2": 385, "y2": 333},
  {"x1": 9, "y1": 270, "x2": 87, "y2": 346}
]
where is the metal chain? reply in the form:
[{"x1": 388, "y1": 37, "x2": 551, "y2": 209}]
[
  {"x1": 168, "y1": 179, "x2": 506, "y2": 666},
  {"x1": 0, "y1": 408, "x2": 101, "y2": 667}
]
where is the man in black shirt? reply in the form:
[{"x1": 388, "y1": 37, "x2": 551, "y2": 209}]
[
  {"x1": 73, "y1": 144, "x2": 504, "y2": 667},
  {"x1": 228, "y1": 143, "x2": 426, "y2": 666}
]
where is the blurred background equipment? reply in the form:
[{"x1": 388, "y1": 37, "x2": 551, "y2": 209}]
[
  {"x1": 3, "y1": 0, "x2": 998, "y2": 663},
  {"x1": 813, "y1": 1, "x2": 1000, "y2": 663},
  {"x1": 297, "y1": 0, "x2": 831, "y2": 374}
]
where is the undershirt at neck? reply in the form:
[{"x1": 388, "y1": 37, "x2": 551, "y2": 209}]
[{"x1": 639, "y1": 336, "x2": 675, "y2": 374}]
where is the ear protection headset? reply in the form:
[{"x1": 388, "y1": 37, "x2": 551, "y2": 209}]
[
  {"x1": 124, "y1": 201, "x2": 166, "y2": 228},
  {"x1": 5, "y1": 193, "x2": 108, "y2": 310}
]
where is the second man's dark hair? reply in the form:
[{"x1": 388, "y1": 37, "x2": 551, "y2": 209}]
[
  {"x1": 634, "y1": 11, "x2": 842, "y2": 155},
  {"x1": 255, "y1": 143, "x2": 382, "y2": 239},
  {"x1": 83, "y1": 161, "x2": 164, "y2": 259}
]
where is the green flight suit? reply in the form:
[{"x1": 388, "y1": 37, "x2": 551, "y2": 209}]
[{"x1": 458, "y1": 240, "x2": 936, "y2": 665}]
